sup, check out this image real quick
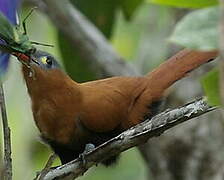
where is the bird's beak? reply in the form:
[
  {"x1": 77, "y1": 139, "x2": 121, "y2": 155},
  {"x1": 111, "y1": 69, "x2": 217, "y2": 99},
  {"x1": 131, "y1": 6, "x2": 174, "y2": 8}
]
[
  {"x1": 12, "y1": 52, "x2": 40, "y2": 66},
  {"x1": 12, "y1": 52, "x2": 31, "y2": 64}
]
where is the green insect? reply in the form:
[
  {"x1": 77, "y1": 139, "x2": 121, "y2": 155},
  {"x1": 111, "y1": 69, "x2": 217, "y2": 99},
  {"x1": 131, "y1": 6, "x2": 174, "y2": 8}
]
[{"x1": 0, "y1": 8, "x2": 52, "y2": 56}]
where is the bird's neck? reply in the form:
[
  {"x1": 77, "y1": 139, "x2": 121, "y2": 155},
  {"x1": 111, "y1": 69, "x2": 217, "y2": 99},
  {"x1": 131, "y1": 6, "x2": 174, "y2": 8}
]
[{"x1": 22, "y1": 66, "x2": 82, "y2": 144}]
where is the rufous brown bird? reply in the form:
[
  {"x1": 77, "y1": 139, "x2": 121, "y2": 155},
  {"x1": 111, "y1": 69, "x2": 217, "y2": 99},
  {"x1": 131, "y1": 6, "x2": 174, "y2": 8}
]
[{"x1": 13, "y1": 49, "x2": 217, "y2": 166}]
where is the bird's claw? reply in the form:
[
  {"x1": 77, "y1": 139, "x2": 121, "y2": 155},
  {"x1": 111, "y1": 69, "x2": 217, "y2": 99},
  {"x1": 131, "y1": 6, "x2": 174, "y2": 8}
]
[{"x1": 79, "y1": 143, "x2": 95, "y2": 166}]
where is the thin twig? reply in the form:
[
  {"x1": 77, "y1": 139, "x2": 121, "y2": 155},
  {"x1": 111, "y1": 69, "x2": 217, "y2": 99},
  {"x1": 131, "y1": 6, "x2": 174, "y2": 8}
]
[
  {"x1": 36, "y1": 98, "x2": 216, "y2": 180},
  {"x1": 0, "y1": 83, "x2": 12, "y2": 180}
]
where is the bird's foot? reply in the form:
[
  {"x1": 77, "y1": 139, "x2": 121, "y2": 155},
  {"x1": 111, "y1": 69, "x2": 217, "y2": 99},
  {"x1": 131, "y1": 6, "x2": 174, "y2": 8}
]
[{"x1": 79, "y1": 143, "x2": 95, "y2": 166}]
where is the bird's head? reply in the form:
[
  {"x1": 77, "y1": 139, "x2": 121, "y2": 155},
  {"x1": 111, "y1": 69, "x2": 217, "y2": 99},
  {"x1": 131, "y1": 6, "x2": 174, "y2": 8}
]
[
  {"x1": 29, "y1": 50, "x2": 61, "y2": 70},
  {"x1": 16, "y1": 50, "x2": 63, "y2": 79},
  {"x1": 14, "y1": 50, "x2": 72, "y2": 95}
]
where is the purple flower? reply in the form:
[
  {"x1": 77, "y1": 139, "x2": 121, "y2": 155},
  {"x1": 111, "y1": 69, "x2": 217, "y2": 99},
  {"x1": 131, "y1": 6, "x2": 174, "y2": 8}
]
[{"x1": 0, "y1": 0, "x2": 19, "y2": 76}]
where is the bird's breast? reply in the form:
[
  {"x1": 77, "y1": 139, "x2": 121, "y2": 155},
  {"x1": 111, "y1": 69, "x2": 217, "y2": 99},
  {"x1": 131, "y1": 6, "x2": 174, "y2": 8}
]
[{"x1": 32, "y1": 98, "x2": 79, "y2": 145}]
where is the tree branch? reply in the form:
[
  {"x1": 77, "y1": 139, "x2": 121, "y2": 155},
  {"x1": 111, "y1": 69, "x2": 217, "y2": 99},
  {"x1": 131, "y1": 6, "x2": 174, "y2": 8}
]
[
  {"x1": 0, "y1": 83, "x2": 12, "y2": 180},
  {"x1": 36, "y1": 98, "x2": 216, "y2": 180}
]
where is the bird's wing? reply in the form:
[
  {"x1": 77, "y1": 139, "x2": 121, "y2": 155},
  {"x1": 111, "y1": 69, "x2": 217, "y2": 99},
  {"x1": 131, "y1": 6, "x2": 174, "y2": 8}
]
[{"x1": 80, "y1": 76, "x2": 147, "y2": 132}]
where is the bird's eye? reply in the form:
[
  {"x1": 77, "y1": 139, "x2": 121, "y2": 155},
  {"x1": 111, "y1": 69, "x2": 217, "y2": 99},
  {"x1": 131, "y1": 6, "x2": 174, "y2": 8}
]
[
  {"x1": 40, "y1": 56, "x2": 52, "y2": 66},
  {"x1": 46, "y1": 57, "x2": 52, "y2": 65}
]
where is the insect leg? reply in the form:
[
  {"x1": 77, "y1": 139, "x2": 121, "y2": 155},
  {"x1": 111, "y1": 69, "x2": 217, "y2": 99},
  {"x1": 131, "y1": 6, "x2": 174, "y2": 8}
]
[
  {"x1": 22, "y1": 7, "x2": 37, "y2": 35},
  {"x1": 31, "y1": 41, "x2": 54, "y2": 47}
]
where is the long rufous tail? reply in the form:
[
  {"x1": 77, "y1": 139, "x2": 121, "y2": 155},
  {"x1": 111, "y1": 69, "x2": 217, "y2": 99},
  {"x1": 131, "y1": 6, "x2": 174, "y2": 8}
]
[{"x1": 146, "y1": 49, "x2": 218, "y2": 93}]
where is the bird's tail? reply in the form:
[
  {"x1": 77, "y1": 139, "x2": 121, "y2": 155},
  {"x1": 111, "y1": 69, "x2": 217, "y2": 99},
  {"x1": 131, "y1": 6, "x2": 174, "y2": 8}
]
[
  {"x1": 146, "y1": 49, "x2": 218, "y2": 94},
  {"x1": 125, "y1": 49, "x2": 218, "y2": 128}
]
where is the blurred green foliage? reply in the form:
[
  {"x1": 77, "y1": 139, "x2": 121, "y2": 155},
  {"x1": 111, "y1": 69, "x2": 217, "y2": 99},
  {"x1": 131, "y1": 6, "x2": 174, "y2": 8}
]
[
  {"x1": 148, "y1": 0, "x2": 218, "y2": 8},
  {"x1": 120, "y1": 0, "x2": 144, "y2": 19},
  {"x1": 201, "y1": 69, "x2": 221, "y2": 106}
]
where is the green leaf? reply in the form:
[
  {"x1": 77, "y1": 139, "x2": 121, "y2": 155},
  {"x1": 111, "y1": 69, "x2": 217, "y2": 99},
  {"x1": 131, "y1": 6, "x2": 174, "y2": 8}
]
[
  {"x1": 201, "y1": 68, "x2": 221, "y2": 106},
  {"x1": 120, "y1": 0, "x2": 144, "y2": 19},
  {"x1": 148, "y1": 0, "x2": 218, "y2": 8},
  {"x1": 169, "y1": 7, "x2": 218, "y2": 51}
]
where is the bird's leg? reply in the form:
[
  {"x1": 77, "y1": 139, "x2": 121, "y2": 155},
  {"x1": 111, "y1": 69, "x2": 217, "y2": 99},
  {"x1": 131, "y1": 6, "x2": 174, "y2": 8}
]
[{"x1": 79, "y1": 143, "x2": 95, "y2": 166}]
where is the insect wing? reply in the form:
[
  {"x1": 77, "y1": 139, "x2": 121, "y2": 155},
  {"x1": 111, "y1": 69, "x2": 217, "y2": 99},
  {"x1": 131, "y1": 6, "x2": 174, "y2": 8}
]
[{"x1": 0, "y1": 12, "x2": 15, "y2": 43}]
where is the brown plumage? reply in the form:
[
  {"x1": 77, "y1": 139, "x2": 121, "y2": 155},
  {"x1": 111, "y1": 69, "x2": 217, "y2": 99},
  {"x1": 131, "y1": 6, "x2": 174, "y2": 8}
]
[{"x1": 16, "y1": 49, "x2": 217, "y2": 165}]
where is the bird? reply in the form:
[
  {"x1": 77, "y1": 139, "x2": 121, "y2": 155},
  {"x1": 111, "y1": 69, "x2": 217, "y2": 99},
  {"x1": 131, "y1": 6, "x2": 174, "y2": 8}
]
[{"x1": 13, "y1": 49, "x2": 217, "y2": 166}]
